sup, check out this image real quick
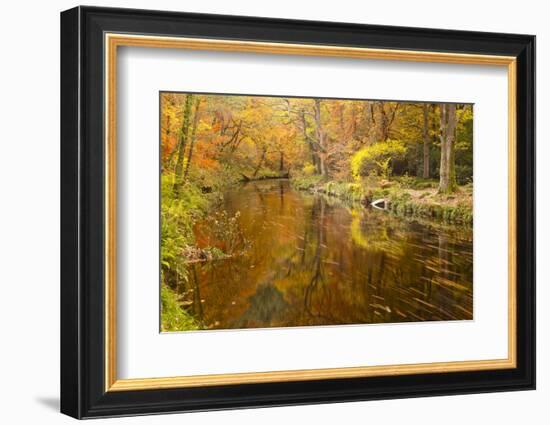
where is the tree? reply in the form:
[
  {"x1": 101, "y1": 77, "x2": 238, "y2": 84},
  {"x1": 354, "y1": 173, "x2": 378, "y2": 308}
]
[
  {"x1": 183, "y1": 97, "x2": 202, "y2": 182},
  {"x1": 367, "y1": 101, "x2": 399, "y2": 143},
  {"x1": 299, "y1": 108, "x2": 321, "y2": 173},
  {"x1": 173, "y1": 94, "x2": 194, "y2": 194},
  {"x1": 160, "y1": 93, "x2": 473, "y2": 194},
  {"x1": 438, "y1": 103, "x2": 458, "y2": 193},
  {"x1": 422, "y1": 103, "x2": 430, "y2": 179},
  {"x1": 281, "y1": 98, "x2": 325, "y2": 176},
  {"x1": 313, "y1": 99, "x2": 328, "y2": 177}
]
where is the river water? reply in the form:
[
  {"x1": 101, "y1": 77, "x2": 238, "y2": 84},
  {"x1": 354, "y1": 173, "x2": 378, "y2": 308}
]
[{"x1": 186, "y1": 179, "x2": 473, "y2": 330}]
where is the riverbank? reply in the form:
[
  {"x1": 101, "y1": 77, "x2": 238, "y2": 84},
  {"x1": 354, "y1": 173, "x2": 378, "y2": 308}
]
[
  {"x1": 160, "y1": 170, "x2": 251, "y2": 331},
  {"x1": 291, "y1": 175, "x2": 473, "y2": 225}
]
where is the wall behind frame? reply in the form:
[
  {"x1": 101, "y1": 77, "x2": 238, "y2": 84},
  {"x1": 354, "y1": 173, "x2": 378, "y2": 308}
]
[{"x1": 0, "y1": 0, "x2": 543, "y2": 424}]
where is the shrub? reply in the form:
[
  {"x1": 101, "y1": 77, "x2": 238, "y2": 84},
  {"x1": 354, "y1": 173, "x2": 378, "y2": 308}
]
[
  {"x1": 351, "y1": 140, "x2": 407, "y2": 179},
  {"x1": 302, "y1": 162, "x2": 317, "y2": 176},
  {"x1": 160, "y1": 284, "x2": 201, "y2": 331},
  {"x1": 397, "y1": 173, "x2": 415, "y2": 189},
  {"x1": 160, "y1": 173, "x2": 209, "y2": 286},
  {"x1": 203, "y1": 210, "x2": 248, "y2": 255}
]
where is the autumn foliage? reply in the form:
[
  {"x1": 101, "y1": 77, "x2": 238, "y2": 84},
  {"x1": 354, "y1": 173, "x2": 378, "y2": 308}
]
[{"x1": 160, "y1": 92, "x2": 474, "y2": 331}]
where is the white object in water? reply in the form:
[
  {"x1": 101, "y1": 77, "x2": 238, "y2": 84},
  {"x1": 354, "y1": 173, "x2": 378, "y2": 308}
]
[{"x1": 371, "y1": 198, "x2": 387, "y2": 210}]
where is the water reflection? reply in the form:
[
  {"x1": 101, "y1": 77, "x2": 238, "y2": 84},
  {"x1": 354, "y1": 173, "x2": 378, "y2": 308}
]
[{"x1": 183, "y1": 180, "x2": 473, "y2": 330}]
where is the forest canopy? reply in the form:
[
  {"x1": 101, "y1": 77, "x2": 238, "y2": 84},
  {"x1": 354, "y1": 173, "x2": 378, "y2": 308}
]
[{"x1": 161, "y1": 92, "x2": 473, "y2": 192}]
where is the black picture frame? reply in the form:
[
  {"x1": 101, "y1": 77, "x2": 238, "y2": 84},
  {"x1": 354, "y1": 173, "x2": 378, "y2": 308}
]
[{"x1": 61, "y1": 5, "x2": 535, "y2": 419}]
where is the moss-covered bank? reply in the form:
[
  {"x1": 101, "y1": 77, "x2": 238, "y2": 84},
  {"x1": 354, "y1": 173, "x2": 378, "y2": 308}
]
[{"x1": 290, "y1": 175, "x2": 473, "y2": 225}]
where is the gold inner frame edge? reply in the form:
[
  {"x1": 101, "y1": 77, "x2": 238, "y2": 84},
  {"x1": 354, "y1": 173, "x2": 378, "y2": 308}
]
[{"x1": 104, "y1": 33, "x2": 518, "y2": 392}]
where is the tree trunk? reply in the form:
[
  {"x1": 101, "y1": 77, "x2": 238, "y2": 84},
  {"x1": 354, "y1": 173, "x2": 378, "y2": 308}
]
[
  {"x1": 162, "y1": 114, "x2": 171, "y2": 173},
  {"x1": 300, "y1": 109, "x2": 321, "y2": 174},
  {"x1": 314, "y1": 99, "x2": 328, "y2": 178},
  {"x1": 379, "y1": 101, "x2": 389, "y2": 141},
  {"x1": 422, "y1": 103, "x2": 430, "y2": 179},
  {"x1": 279, "y1": 151, "x2": 284, "y2": 171},
  {"x1": 438, "y1": 104, "x2": 448, "y2": 191},
  {"x1": 253, "y1": 148, "x2": 266, "y2": 177},
  {"x1": 414, "y1": 139, "x2": 421, "y2": 177},
  {"x1": 183, "y1": 98, "x2": 202, "y2": 182},
  {"x1": 438, "y1": 103, "x2": 458, "y2": 193},
  {"x1": 368, "y1": 102, "x2": 378, "y2": 144},
  {"x1": 173, "y1": 94, "x2": 194, "y2": 195}
]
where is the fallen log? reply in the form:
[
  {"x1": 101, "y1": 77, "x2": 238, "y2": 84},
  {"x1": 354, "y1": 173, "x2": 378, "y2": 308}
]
[{"x1": 240, "y1": 172, "x2": 289, "y2": 182}]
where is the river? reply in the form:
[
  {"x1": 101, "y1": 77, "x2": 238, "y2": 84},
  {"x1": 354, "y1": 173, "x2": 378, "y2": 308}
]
[{"x1": 185, "y1": 179, "x2": 473, "y2": 330}]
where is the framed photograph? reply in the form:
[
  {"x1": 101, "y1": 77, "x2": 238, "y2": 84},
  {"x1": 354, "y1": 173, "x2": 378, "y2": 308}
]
[{"x1": 60, "y1": 6, "x2": 535, "y2": 419}]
